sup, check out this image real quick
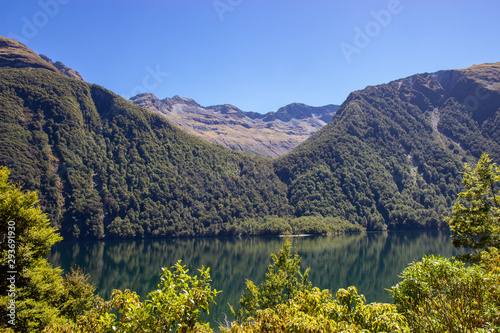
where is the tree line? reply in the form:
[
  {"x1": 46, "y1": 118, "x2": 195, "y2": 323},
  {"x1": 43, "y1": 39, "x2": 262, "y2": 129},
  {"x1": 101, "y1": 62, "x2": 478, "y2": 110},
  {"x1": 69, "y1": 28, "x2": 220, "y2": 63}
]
[
  {"x1": 2, "y1": 67, "x2": 500, "y2": 239},
  {"x1": 1, "y1": 153, "x2": 499, "y2": 332}
]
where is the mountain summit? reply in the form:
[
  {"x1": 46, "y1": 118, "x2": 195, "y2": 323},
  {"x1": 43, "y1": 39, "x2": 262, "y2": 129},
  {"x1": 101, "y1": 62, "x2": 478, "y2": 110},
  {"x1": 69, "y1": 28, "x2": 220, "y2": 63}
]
[
  {"x1": 131, "y1": 93, "x2": 338, "y2": 158},
  {"x1": 39, "y1": 54, "x2": 84, "y2": 81},
  {"x1": 0, "y1": 36, "x2": 58, "y2": 71},
  {"x1": 0, "y1": 36, "x2": 83, "y2": 81}
]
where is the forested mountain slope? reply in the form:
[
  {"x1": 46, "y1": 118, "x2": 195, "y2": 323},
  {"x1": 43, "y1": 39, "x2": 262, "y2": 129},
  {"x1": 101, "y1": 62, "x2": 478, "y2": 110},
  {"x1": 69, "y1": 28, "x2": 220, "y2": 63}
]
[
  {"x1": 275, "y1": 63, "x2": 500, "y2": 230},
  {"x1": 0, "y1": 37, "x2": 290, "y2": 239},
  {"x1": 2, "y1": 36, "x2": 500, "y2": 238}
]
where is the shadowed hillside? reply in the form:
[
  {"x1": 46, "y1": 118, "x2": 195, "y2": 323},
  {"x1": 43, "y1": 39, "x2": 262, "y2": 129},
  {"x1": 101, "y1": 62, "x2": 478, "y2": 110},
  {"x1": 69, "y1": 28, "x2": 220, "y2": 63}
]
[
  {"x1": 0, "y1": 38, "x2": 291, "y2": 239},
  {"x1": 275, "y1": 63, "x2": 500, "y2": 230}
]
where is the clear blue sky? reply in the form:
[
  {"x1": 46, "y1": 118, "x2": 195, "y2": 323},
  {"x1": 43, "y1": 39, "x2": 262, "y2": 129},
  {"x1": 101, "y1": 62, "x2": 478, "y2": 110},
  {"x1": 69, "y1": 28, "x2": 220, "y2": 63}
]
[{"x1": 1, "y1": 0, "x2": 499, "y2": 113}]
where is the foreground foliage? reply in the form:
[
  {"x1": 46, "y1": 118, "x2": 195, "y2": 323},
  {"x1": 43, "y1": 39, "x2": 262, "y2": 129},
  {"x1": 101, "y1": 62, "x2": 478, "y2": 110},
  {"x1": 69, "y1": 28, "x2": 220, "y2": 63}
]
[
  {"x1": 447, "y1": 152, "x2": 500, "y2": 258},
  {"x1": 236, "y1": 240, "x2": 312, "y2": 319},
  {"x1": 391, "y1": 153, "x2": 500, "y2": 332},
  {"x1": 227, "y1": 240, "x2": 408, "y2": 332},
  {"x1": 0, "y1": 167, "x2": 97, "y2": 332},
  {"x1": 392, "y1": 250, "x2": 500, "y2": 332},
  {"x1": 226, "y1": 287, "x2": 408, "y2": 333},
  {"x1": 3, "y1": 154, "x2": 500, "y2": 332},
  {"x1": 47, "y1": 261, "x2": 219, "y2": 333}
]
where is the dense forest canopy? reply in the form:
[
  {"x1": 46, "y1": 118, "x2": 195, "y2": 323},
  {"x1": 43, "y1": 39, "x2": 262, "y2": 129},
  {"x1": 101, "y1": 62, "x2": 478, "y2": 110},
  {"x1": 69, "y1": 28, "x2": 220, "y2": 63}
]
[
  {"x1": 1, "y1": 36, "x2": 500, "y2": 238},
  {"x1": 0, "y1": 67, "x2": 293, "y2": 239},
  {"x1": 275, "y1": 64, "x2": 500, "y2": 230},
  {"x1": 2, "y1": 156, "x2": 499, "y2": 331}
]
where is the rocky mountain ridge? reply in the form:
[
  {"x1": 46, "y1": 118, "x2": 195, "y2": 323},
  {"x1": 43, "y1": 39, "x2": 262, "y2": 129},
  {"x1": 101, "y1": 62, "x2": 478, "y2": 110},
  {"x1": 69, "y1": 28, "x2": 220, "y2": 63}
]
[
  {"x1": 0, "y1": 36, "x2": 58, "y2": 71},
  {"x1": 0, "y1": 36, "x2": 336, "y2": 158},
  {"x1": 39, "y1": 54, "x2": 84, "y2": 81},
  {"x1": 0, "y1": 36, "x2": 83, "y2": 81},
  {"x1": 131, "y1": 93, "x2": 338, "y2": 158}
]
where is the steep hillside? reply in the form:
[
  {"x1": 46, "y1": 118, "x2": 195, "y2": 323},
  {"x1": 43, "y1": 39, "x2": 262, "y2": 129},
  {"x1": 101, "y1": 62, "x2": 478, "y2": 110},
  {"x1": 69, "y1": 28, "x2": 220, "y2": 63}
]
[
  {"x1": 0, "y1": 36, "x2": 84, "y2": 80},
  {"x1": 275, "y1": 63, "x2": 500, "y2": 230},
  {"x1": 0, "y1": 58, "x2": 291, "y2": 239},
  {"x1": 131, "y1": 93, "x2": 338, "y2": 158},
  {"x1": 0, "y1": 36, "x2": 58, "y2": 72},
  {"x1": 39, "y1": 54, "x2": 84, "y2": 81},
  {"x1": 2, "y1": 36, "x2": 499, "y2": 236}
]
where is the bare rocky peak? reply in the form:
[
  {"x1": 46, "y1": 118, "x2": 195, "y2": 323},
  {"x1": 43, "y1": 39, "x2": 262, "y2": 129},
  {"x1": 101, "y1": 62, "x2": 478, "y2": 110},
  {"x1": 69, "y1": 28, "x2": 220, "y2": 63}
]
[
  {"x1": 162, "y1": 95, "x2": 201, "y2": 108},
  {"x1": 264, "y1": 103, "x2": 339, "y2": 123},
  {"x1": 131, "y1": 93, "x2": 339, "y2": 158},
  {"x1": 39, "y1": 54, "x2": 84, "y2": 81},
  {"x1": 206, "y1": 104, "x2": 251, "y2": 119},
  {"x1": 130, "y1": 93, "x2": 170, "y2": 113},
  {"x1": 132, "y1": 93, "x2": 337, "y2": 123},
  {"x1": 0, "y1": 36, "x2": 58, "y2": 72},
  {"x1": 0, "y1": 36, "x2": 84, "y2": 81}
]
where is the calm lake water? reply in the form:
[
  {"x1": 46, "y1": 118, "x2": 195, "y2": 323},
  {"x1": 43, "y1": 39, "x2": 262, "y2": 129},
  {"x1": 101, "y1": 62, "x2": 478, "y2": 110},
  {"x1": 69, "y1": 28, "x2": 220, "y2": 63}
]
[{"x1": 48, "y1": 230, "x2": 465, "y2": 326}]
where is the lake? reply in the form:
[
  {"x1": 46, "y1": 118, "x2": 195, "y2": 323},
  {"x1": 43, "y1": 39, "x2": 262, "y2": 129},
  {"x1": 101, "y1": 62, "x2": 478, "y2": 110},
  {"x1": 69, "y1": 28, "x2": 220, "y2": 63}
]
[{"x1": 48, "y1": 230, "x2": 465, "y2": 327}]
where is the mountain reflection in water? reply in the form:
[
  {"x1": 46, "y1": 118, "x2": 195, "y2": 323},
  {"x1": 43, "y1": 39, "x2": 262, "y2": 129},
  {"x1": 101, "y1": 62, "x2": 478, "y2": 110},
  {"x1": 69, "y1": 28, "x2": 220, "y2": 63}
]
[{"x1": 48, "y1": 230, "x2": 465, "y2": 325}]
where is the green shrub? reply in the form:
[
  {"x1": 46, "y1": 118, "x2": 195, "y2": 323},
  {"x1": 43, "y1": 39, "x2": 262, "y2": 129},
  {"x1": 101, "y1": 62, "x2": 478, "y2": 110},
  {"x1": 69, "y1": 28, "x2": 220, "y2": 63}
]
[{"x1": 392, "y1": 250, "x2": 500, "y2": 332}]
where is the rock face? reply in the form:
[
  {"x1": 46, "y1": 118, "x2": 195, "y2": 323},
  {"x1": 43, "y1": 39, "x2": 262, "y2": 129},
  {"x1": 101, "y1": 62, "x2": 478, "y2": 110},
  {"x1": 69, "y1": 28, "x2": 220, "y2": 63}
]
[
  {"x1": 39, "y1": 54, "x2": 84, "y2": 81},
  {"x1": 0, "y1": 36, "x2": 84, "y2": 81},
  {"x1": 0, "y1": 36, "x2": 58, "y2": 72},
  {"x1": 130, "y1": 94, "x2": 339, "y2": 158}
]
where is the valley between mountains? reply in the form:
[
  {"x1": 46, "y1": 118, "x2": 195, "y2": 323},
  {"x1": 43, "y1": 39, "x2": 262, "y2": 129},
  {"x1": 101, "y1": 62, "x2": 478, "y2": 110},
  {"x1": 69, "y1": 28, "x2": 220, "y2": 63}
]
[
  {"x1": 131, "y1": 93, "x2": 338, "y2": 158},
  {"x1": 1, "y1": 35, "x2": 499, "y2": 239}
]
